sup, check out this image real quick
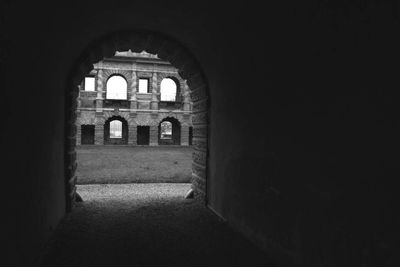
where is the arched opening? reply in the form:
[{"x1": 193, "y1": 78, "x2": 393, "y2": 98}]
[
  {"x1": 104, "y1": 116, "x2": 128, "y2": 145},
  {"x1": 65, "y1": 30, "x2": 209, "y2": 211},
  {"x1": 160, "y1": 78, "x2": 177, "y2": 101},
  {"x1": 158, "y1": 117, "x2": 181, "y2": 145},
  {"x1": 160, "y1": 121, "x2": 172, "y2": 139},
  {"x1": 106, "y1": 75, "x2": 128, "y2": 100}
]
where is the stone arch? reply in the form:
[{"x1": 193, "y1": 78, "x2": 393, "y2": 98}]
[
  {"x1": 158, "y1": 117, "x2": 181, "y2": 145},
  {"x1": 104, "y1": 115, "x2": 129, "y2": 145},
  {"x1": 105, "y1": 73, "x2": 129, "y2": 100},
  {"x1": 103, "y1": 110, "x2": 133, "y2": 124},
  {"x1": 65, "y1": 30, "x2": 209, "y2": 211},
  {"x1": 158, "y1": 73, "x2": 185, "y2": 102},
  {"x1": 156, "y1": 113, "x2": 181, "y2": 125},
  {"x1": 103, "y1": 69, "x2": 131, "y2": 80}
]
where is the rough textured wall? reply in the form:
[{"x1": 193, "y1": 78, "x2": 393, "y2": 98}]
[
  {"x1": 207, "y1": 2, "x2": 400, "y2": 266},
  {"x1": 3, "y1": 1, "x2": 399, "y2": 266}
]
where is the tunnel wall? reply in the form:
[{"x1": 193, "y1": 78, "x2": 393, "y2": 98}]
[{"x1": 2, "y1": 1, "x2": 399, "y2": 266}]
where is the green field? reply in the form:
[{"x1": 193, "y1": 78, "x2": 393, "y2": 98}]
[{"x1": 76, "y1": 146, "x2": 192, "y2": 184}]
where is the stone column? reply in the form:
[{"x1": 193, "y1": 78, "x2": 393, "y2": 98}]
[
  {"x1": 150, "y1": 72, "x2": 159, "y2": 110},
  {"x1": 149, "y1": 125, "x2": 158, "y2": 146},
  {"x1": 94, "y1": 124, "x2": 104, "y2": 145},
  {"x1": 76, "y1": 124, "x2": 81, "y2": 145},
  {"x1": 130, "y1": 71, "x2": 137, "y2": 110},
  {"x1": 128, "y1": 122, "x2": 137, "y2": 145},
  {"x1": 181, "y1": 124, "x2": 189, "y2": 146},
  {"x1": 95, "y1": 69, "x2": 104, "y2": 113}
]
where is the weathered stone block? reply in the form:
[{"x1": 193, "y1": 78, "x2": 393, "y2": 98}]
[
  {"x1": 192, "y1": 138, "x2": 207, "y2": 151},
  {"x1": 193, "y1": 99, "x2": 207, "y2": 112},
  {"x1": 138, "y1": 101, "x2": 151, "y2": 109},
  {"x1": 193, "y1": 150, "x2": 207, "y2": 166},
  {"x1": 191, "y1": 173, "x2": 206, "y2": 194},
  {"x1": 193, "y1": 125, "x2": 207, "y2": 137},
  {"x1": 190, "y1": 88, "x2": 207, "y2": 102},
  {"x1": 192, "y1": 162, "x2": 206, "y2": 179},
  {"x1": 192, "y1": 112, "x2": 207, "y2": 125}
]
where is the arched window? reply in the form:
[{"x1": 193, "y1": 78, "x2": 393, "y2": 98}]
[
  {"x1": 160, "y1": 78, "x2": 177, "y2": 101},
  {"x1": 106, "y1": 75, "x2": 127, "y2": 99},
  {"x1": 109, "y1": 120, "x2": 122, "y2": 138},
  {"x1": 160, "y1": 121, "x2": 172, "y2": 139}
]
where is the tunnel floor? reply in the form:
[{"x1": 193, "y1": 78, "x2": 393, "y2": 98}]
[{"x1": 39, "y1": 183, "x2": 274, "y2": 267}]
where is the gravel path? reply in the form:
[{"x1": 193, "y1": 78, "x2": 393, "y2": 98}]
[{"x1": 39, "y1": 184, "x2": 274, "y2": 267}]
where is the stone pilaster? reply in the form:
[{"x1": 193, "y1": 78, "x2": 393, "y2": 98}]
[
  {"x1": 183, "y1": 83, "x2": 191, "y2": 111},
  {"x1": 150, "y1": 72, "x2": 159, "y2": 110},
  {"x1": 95, "y1": 69, "x2": 104, "y2": 112},
  {"x1": 149, "y1": 125, "x2": 158, "y2": 146},
  {"x1": 128, "y1": 123, "x2": 137, "y2": 145},
  {"x1": 130, "y1": 71, "x2": 137, "y2": 110},
  {"x1": 94, "y1": 124, "x2": 104, "y2": 145},
  {"x1": 181, "y1": 124, "x2": 189, "y2": 146}
]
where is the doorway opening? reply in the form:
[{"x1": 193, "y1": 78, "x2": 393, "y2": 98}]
[
  {"x1": 137, "y1": 126, "x2": 150, "y2": 145},
  {"x1": 81, "y1": 125, "x2": 95, "y2": 145}
]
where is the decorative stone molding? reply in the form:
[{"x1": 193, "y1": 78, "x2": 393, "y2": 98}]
[
  {"x1": 102, "y1": 110, "x2": 133, "y2": 124},
  {"x1": 156, "y1": 113, "x2": 182, "y2": 124},
  {"x1": 103, "y1": 69, "x2": 131, "y2": 79},
  {"x1": 77, "y1": 112, "x2": 96, "y2": 125},
  {"x1": 134, "y1": 113, "x2": 156, "y2": 126},
  {"x1": 96, "y1": 61, "x2": 133, "y2": 70},
  {"x1": 137, "y1": 71, "x2": 153, "y2": 78}
]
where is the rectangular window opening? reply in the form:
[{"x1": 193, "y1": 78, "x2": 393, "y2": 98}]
[
  {"x1": 84, "y1": 76, "x2": 95, "y2": 91},
  {"x1": 138, "y1": 78, "x2": 149, "y2": 93}
]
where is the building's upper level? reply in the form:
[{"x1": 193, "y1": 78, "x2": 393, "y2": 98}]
[{"x1": 78, "y1": 50, "x2": 192, "y2": 112}]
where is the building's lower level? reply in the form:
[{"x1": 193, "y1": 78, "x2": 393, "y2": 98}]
[{"x1": 77, "y1": 109, "x2": 193, "y2": 146}]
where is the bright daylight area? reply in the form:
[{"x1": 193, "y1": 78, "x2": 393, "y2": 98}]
[{"x1": 75, "y1": 50, "x2": 194, "y2": 199}]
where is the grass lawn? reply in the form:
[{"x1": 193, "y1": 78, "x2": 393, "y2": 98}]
[{"x1": 76, "y1": 145, "x2": 193, "y2": 184}]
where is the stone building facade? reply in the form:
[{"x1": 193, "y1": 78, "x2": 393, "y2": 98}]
[{"x1": 76, "y1": 50, "x2": 193, "y2": 146}]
